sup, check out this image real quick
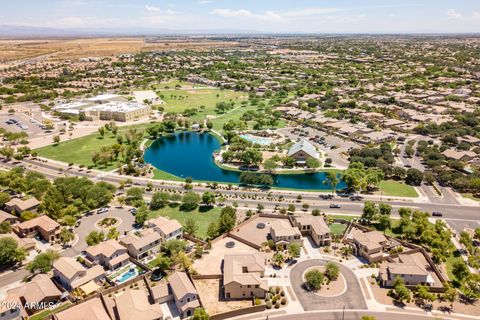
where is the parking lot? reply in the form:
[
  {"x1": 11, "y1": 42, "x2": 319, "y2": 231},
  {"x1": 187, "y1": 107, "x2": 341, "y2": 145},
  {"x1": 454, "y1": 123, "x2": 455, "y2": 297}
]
[
  {"x1": 278, "y1": 126, "x2": 358, "y2": 169},
  {"x1": 0, "y1": 112, "x2": 48, "y2": 139}
]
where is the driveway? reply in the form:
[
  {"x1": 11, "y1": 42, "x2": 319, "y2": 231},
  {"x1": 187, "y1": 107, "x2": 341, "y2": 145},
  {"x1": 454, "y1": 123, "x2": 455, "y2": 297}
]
[
  {"x1": 64, "y1": 207, "x2": 136, "y2": 257},
  {"x1": 289, "y1": 259, "x2": 367, "y2": 311}
]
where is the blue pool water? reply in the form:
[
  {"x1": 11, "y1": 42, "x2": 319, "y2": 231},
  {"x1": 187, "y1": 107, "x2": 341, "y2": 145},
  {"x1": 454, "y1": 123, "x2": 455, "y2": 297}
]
[
  {"x1": 143, "y1": 132, "x2": 346, "y2": 190},
  {"x1": 117, "y1": 269, "x2": 137, "y2": 283},
  {"x1": 239, "y1": 134, "x2": 273, "y2": 146}
]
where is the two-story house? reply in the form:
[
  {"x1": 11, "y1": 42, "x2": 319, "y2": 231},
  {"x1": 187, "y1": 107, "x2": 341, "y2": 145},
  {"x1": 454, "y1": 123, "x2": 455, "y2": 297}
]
[
  {"x1": 119, "y1": 229, "x2": 162, "y2": 260},
  {"x1": 85, "y1": 239, "x2": 129, "y2": 270},
  {"x1": 223, "y1": 254, "x2": 268, "y2": 299},
  {"x1": 169, "y1": 271, "x2": 200, "y2": 318},
  {"x1": 294, "y1": 215, "x2": 331, "y2": 246},
  {"x1": 14, "y1": 215, "x2": 60, "y2": 242},
  {"x1": 269, "y1": 220, "x2": 303, "y2": 249},
  {"x1": 146, "y1": 217, "x2": 183, "y2": 242},
  {"x1": 53, "y1": 257, "x2": 105, "y2": 292},
  {"x1": 348, "y1": 229, "x2": 389, "y2": 263}
]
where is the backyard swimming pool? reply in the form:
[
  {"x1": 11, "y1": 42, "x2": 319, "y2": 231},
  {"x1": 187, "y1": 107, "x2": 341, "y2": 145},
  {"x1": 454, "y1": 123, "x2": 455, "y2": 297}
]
[{"x1": 144, "y1": 132, "x2": 346, "y2": 190}]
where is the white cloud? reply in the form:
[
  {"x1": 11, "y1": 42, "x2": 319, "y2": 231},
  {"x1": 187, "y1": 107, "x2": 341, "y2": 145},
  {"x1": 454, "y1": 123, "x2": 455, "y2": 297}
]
[
  {"x1": 281, "y1": 8, "x2": 343, "y2": 18},
  {"x1": 474, "y1": 11, "x2": 480, "y2": 20},
  {"x1": 210, "y1": 7, "x2": 342, "y2": 22},
  {"x1": 145, "y1": 5, "x2": 161, "y2": 12},
  {"x1": 197, "y1": 0, "x2": 212, "y2": 4},
  {"x1": 446, "y1": 9, "x2": 462, "y2": 19},
  {"x1": 210, "y1": 9, "x2": 282, "y2": 22}
]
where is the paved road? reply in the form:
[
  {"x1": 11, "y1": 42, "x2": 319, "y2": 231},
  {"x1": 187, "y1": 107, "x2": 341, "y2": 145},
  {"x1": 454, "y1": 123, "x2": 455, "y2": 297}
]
[
  {"x1": 2, "y1": 158, "x2": 478, "y2": 222},
  {"x1": 289, "y1": 259, "x2": 367, "y2": 311},
  {"x1": 259, "y1": 310, "x2": 463, "y2": 320}
]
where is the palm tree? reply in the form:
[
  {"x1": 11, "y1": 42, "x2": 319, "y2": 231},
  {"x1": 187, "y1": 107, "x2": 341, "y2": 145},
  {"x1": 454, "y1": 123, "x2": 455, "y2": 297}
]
[{"x1": 324, "y1": 172, "x2": 339, "y2": 196}]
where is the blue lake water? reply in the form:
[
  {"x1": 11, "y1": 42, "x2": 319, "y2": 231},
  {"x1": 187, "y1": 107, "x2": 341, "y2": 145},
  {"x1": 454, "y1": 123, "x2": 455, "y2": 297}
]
[{"x1": 143, "y1": 131, "x2": 346, "y2": 190}]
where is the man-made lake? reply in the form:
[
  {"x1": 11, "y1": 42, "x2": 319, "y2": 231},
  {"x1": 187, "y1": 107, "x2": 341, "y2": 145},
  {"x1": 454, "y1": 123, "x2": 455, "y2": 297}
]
[{"x1": 143, "y1": 131, "x2": 346, "y2": 190}]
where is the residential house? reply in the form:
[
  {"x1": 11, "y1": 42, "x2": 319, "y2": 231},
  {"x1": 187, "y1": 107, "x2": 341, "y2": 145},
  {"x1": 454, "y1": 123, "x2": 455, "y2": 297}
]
[
  {"x1": 0, "y1": 233, "x2": 36, "y2": 252},
  {"x1": 146, "y1": 217, "x2": 183, "y2": 242},
  {"x1": 168, "y1": 271, "x2": 200, "y2": 318},
  {"x1": 85, "y1": 239, "x2": 130, "y2": 271},
  {"x1": 4, "y1": 197, "x2": 40, "y2": 214},
  {"x1": 223, "y1": 254, "x2": 268, "y2": 300},
  {"x1": 54, "y1": 297, "x2": 111, "y2": 320},
  {"x1": 293, "y1": 215, "x2": 331, "y2": 246},
  {"x1": 379, "y1": 251, "x2": 437, "y2": 288},
  {"x1": 287, "y1": 139, "x2": 319, "y2": 165},
  {"x1": 53, "y1": 257, "x2": 105, "y2": 292},
  {"x1": 7, "y1": 274, "x2": 62, "y2": 315},
  {"x1": 0, "y1": 294, "x2": 21, "y2": 320},
  {"x1": 119, "y1": 229, "x2": 162, "y2": 260},
  {"x1": 269, "y1": 220, "x2": 302, "y2": 248},
  {"x1": 442, "y1": 149, "x2": 478, "y2": 162},
  {"x1": 15, "y1": 215, "x2": 60, "y2": 242},
  {"x1": 347, "y1": 229, "x2": 390, "y2": 263},
  {"x1": 459, "y1": 135, "x2": 480, "y2": 146},
  {"x1": 114, "y1": 288, "x2": 163, "y2": 320},
  {"x1": 0, "y1": 210, "x2": 18, "y2": 225}
]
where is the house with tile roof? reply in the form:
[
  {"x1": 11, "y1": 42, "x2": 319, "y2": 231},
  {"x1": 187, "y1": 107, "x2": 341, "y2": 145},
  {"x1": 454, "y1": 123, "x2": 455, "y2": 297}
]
[
  {"x1": 168, "y1": 271, "x2": 200, "y2": 318},
  {"x1": 223, "y1": 254, "x2": 268, "y2": 300}
]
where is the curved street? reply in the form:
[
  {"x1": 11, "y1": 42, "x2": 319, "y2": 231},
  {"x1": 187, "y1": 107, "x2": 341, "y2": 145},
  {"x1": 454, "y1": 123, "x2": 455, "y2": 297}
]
[{"x1": 289, "y1": 259, "x2": 367, "y2": 311}]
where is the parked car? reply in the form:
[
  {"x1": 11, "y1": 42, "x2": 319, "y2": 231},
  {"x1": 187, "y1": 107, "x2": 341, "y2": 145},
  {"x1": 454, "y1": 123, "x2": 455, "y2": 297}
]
[
  {"x1": 129, "y1": 208, "x2": 138, "y2": 215},
  {"x1": 432, "y1": 212, "x2": 443, "y2": 217},
  {"x1": 97, "y1": 207, "x2": 109, "y2": 214},
  {"x1": 329, "y1": 204, "x2": 341, "y2": 209}
]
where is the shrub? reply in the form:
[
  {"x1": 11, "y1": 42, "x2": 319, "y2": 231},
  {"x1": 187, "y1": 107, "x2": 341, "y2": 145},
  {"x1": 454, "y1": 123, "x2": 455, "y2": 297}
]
[
  {"x1": 275, "y1": 301, "x2": 280, "y2": 309},
  {"x1": 254, "y1": 297, "x2": 261, "y2": 305},
  {"x1": 266, "y1": 301, "x2": 272, "y2": 309},
  {"x1": 280, "y1": 290, "x2": 285, "y2": 297},
  {"x1": 281, "y1": 298, "x2": 287, "y2": 305},
  {"x1": 275, "y1": 286, "x2": 281, "y2": 294}
]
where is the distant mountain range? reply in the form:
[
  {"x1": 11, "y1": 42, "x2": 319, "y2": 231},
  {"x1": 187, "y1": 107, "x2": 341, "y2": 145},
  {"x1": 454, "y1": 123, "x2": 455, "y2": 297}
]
[{"x1": 0, "y1": 25, "x2": 265, "y2": 38}]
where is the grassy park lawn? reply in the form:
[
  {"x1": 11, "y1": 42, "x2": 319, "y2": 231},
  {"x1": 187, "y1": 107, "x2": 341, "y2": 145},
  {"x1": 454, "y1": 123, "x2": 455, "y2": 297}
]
[
  {"x1": 148, "y1": 206, "x2": 222, "y2": 239},
  {"x1": 378, "y1": 180, "x2": 418, "y2": 198},
  {"x1": 152, "y1": 168, "x2": 183, "y2": 181},
  {"x1": 445, "y1": 254, "x2": 464, "y2": 286},
  {"x1": 35, "y1": 123, "x2": 151, "y2": 171},
  {"x1": 155, "y1": 86, "x2": 246, "y2": 116},
  {"x1": 329, "y1": 223, "x2": 346, "y2": 236}
]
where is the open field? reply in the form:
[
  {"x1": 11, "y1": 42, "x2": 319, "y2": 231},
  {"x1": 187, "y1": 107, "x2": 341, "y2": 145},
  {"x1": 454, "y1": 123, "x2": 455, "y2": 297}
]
[
  {"x1": 148, "y1": 206, "x2": 221, "y2": 239},
  {"x1": 0, "y1": 38, "x2": 239, "y2": 64},
  {"x1": 378, "y1": 180, "x2": 418, "y2": 198},
  {"x1": 35, "y1": 123, "x2": 151, "y2": 170},
  {"x1": 155, "y1": 86, "x2": 246, "y2": 120}
]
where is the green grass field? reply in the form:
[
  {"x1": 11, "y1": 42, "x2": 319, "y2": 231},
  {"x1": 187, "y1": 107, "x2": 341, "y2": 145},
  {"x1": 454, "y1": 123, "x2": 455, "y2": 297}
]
[
  {"x1": 156, "y1": 86, "x2": 246, "y2": 116},
  {"x1": 445, "y1": 254, "x2": 464, "y2": 286},
  {"x1": 329, "y1": 223, "x2": 346, "y2": 236},
  {"x1": 378, "y1": 180, "x2": 418, "y2": 198},
  {"x1": 148, "y1": 206, "x2": 221, "y2": 239},
  {"x1": 152, "y1": 168, "x2": 183, "y2": 181},
  {"x1": 35, "y1": 123, "x2": 151, "y2": 171}
]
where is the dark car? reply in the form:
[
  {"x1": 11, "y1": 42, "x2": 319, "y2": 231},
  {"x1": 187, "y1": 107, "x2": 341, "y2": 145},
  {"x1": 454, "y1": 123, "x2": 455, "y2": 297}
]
[
  {"x1": 329, "y1": 204, "x2": 341, "y2": 209},
  {"x1": 350, "y1": 195, "x2": 363, "y2": 201},
  {"x1": 432, "y1": 212, "x2": 443, "y2": 217},
  {"x1": 129, "y1": 208, "x2": 138, "y2": 215},
  {"x1": 321, "y1": 194, "x2": 334, "y2": 200}
]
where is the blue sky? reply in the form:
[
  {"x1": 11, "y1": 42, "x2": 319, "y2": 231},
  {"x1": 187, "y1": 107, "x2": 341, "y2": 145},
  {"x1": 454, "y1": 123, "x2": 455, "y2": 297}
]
[{"x1": 1, "y1": 0, "x2": 479, "y2": 33}]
